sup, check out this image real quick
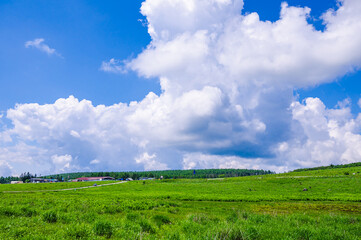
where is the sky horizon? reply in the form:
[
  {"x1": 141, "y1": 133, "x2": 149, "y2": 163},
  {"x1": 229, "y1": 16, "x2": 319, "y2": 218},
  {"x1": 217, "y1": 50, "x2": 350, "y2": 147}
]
[{"x1": 1, "y1": 0, "x2": 361, "y2": 177}]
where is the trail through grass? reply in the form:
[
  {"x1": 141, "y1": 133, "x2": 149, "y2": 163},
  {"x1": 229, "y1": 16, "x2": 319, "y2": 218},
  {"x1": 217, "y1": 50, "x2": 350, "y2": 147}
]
[{"x1": 2, "y1": 181, "x2": 125, "y2": 193}]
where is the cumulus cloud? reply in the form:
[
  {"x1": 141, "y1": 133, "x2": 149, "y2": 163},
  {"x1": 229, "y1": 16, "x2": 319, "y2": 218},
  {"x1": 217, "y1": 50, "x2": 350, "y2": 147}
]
[
  {"x1": 0, "y1": 161, "x2": 12, "y2": 178},
  {"x1": 135, "y1": 152, "x2": 169, "y2": 171},
  {"x1": 0, "y1": 142, "x2": 51, "y2": 177},
  {"x1": 276, "y1": 97, "x2": 361, "y2": 170},
  {"x1": 25, "y1": 38, "x2": 60, "y2": 56},
  {"x1": 51, "y1": 154, "x2": 73, "y2": 172},
  {"x1": 2, "y1": 0, "x2": 361, "y2": 176},
  {"x1": 182, "y1": 153, "x2": 270, "y2": 171}
]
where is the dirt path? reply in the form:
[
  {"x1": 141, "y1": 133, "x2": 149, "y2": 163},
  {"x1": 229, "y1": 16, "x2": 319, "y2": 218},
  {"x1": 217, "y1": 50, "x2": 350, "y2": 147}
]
[{"x1": 2, "y1": 181, "x2": 127, "y2": 193}]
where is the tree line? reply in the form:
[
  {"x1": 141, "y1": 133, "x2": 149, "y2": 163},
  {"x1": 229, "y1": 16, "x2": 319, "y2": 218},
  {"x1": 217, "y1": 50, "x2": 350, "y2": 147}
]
[
  {"x1": 46, "y1": 169, "x2": 274, "y2": 181},
  {"x1": 0, "y1": 172, "x2": 37, "y2": 184},
  {"x1": 293, "y1": 162, "x2": 361, "y2": 172},
  {"x1": 0, "y1": 169, "x2": 275, "y2": 184}
]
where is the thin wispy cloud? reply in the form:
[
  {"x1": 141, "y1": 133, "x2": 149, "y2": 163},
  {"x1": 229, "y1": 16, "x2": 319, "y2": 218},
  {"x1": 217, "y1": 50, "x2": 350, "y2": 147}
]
[
  {"x1": 25, "y1": 38, "x2": 61, "y2": 57},
  {"x1": 100, "y1": 58, "x2": 127, "y2": 74}
]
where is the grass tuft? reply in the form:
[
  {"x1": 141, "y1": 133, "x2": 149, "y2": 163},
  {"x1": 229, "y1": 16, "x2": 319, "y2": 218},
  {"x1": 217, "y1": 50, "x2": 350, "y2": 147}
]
[
  {"x1": 94, "y1": 220, "x2": 113, "y2": 238},
  {"x1": 42, "y1": 210, "x2": 58, "y2": 223}
]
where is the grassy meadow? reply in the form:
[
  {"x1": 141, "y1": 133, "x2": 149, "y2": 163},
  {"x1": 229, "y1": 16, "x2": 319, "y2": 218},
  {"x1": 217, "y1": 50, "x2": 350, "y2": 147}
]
[{"x1": 1, "y1": 166, "x2": 361, "y2": 239}]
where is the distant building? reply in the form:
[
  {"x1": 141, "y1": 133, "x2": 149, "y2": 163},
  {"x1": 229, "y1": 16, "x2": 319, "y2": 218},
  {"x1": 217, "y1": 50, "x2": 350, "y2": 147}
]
[
  {"x1": 139, "y1": 177, "x2": 154, "y2": 180},
  {"x1": 75, "y1": 177, "x2": 114, "y2": 182},
  {"x1": 30, "y1": 178, "x2": 58, "y2": 183},
  {"x1": 11, "y1": 181, "x2": 23, "y2": 184},
  {"x1": 126, "y1": 178, "x2": 133, "y2": 181},
  {"x1": 30, "y1": 178, "x2": 45, "y2": 183}
]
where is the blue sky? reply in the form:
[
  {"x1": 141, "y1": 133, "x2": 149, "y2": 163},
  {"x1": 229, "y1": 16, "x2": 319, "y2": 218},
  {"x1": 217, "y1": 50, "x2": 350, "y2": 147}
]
[
  {"x1": 0, "y1": 0, "x2": 156, "y2": 110},
  {"x1": 1, "y1": 0, "x2": 361, "y2": 176},
  {"x1": 1, "y1": 0, "x2": 360, "y2": 112}
]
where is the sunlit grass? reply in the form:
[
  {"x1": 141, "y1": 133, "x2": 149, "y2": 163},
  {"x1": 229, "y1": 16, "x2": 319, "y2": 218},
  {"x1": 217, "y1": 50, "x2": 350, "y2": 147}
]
[{"x1": 1, "y1": 169, "x2": 361, "y2": 239}]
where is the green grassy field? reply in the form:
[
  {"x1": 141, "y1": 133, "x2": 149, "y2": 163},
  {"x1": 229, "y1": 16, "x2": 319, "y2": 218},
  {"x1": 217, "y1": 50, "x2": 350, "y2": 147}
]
[{"x1": 1, "y1": 167, "x2": 361, "y2": 239}]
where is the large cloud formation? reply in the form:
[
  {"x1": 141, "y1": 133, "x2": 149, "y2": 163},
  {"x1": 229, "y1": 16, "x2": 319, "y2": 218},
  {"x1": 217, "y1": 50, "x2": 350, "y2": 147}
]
[{"x1": 1, "y1": 0, "x2": 361, "y2": 176}]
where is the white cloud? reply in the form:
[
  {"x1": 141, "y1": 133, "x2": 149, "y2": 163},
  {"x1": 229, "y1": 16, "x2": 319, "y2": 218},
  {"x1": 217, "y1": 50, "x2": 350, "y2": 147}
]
[
  {"x1": 276, "y1": 97, "x2": 361, "y2": 169},
  {"x1": 100, "y1": 58, "x2": 127, "y2": 74},
  {"x1": 70, "y1": 130, "x2": 80, "y2": 138},
  {"x1": 0, "y1": 161, "x2": 12, "y2": 177},
  {"x1": 51, "y1": 154, "x2": 72, "y2": 172},
  {"x1": 25, "y1": 38, "x2": 60, "y2": 56},
  {"x1": 140, "y1": 0, "x2": 244, "y2": 41},
  {"x1": 132, "y1": 0, "x2": 361, "y2": 91},
  {"x1": 90, "y1": 159, "x2": 100, "y2": 165},
  {"x1": 2, "y1": 0, "x2": 361, "y2": 176},
  {"x1": 183, "y1": 153, "x2": 266, "y2": 170},
  {"x1": 135, "y1": 152, "x2": 169, "y2": 171},
  {"x1": 0, "y1": 142, "x2": 51, "y2": 176}
]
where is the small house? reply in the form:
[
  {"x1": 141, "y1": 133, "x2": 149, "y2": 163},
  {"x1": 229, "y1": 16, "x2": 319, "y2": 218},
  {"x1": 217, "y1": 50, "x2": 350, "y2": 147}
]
[
  {"x1": 30, "y1": 178, "x2": 46, "y2": 183},
  {"x1": 76, "y1": 176, "x2": 114, "y2": 182},
  {"x1": 30, "y1": 178, "x2": 59, "y2": 183},
  {"x1": 11, "y1": 181, "x2": 23, "y2": 184}
]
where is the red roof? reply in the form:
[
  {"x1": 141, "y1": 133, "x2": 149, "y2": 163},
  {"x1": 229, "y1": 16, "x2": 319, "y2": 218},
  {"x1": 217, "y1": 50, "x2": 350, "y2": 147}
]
[{"x1": 76, "y1": 177, "x2": 114, "y2": 181}]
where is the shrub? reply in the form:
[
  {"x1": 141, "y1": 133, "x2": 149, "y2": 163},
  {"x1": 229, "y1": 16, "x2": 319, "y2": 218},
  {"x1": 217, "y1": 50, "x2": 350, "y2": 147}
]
[
  {"x1": 66, "y1": 224, "x2": 91, "y2": 239},
  {"x1": 139, "y1": 219, "x2": 156, "y2": 234},
  {"x1": 94, "y1": 220, "x2": 113, "y2": 238},
  {"x1": 21, "y1": 207, "x2": 37, "y2": 217},
  {"x1": 165, "y1": 231, "x2": 181, "y2": 240},
  {"x1": 0, "y1": 207, "x2": 19, "y2": 217},
  {"x1": 81, "y1": 212, "x2": 97, "y2": 222},
  {"x1": 104, "y1": 205, "x2": 122, "y2": 214},
  {"x1": 126, "y1": 212, "x2": 141, "y2": 221},
  {"x1": 42, "y1": 211, "x2": 58, "y2": 223},
  {"x1": 153, "y1": 214, "x2": 171, "y2": 226},
  {"x1": 58, "y1": 213, "x2": 75, "y2": 224},
  {"x1": 10, "y1": 227, "x2": 27, "y2": 238}
]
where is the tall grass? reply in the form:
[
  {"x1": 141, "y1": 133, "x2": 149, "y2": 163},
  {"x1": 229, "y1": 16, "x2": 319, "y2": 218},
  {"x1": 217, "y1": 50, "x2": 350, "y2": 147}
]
[{"x1": 0, "y1": 168, "x2": 361, "y2": 239}]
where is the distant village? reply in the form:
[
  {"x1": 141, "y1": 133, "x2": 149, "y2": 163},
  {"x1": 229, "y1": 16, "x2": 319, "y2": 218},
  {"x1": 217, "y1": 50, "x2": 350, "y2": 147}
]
[{"x1": 8, "y1": 176, "x2": 160, "y2": 184}]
